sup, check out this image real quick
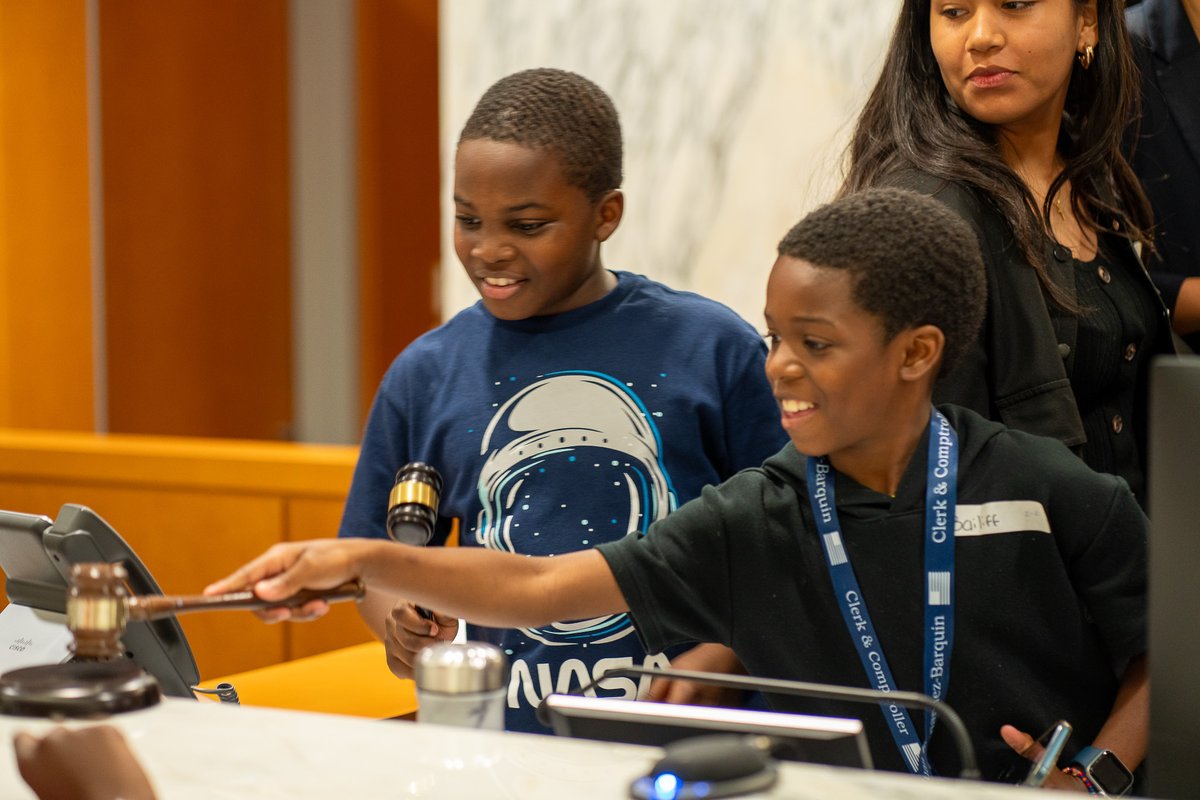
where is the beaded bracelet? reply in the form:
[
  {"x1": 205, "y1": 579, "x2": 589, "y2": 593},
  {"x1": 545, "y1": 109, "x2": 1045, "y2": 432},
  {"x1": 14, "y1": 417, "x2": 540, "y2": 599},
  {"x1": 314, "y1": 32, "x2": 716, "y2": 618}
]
[{"x1": 1062, "y1": 765, "x2": 1101, "y2": 795}]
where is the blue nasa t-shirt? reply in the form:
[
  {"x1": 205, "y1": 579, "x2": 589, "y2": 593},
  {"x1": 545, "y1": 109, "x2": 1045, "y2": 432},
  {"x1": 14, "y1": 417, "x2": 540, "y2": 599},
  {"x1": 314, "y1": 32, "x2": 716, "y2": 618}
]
[{"x1": 339, "y1": 271, "x2": 786, "y2": 732}]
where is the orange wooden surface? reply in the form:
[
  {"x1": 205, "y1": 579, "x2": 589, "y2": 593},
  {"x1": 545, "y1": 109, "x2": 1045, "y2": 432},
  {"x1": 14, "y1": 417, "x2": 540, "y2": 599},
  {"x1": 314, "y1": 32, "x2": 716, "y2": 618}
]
[
  {"x1": 356, "y1": 0, "x2": 442, "y2": 423},
  {"x1": 199, "y1": 641, "x2": 416, "y2": 719},
  {"x1": 0, "y1": 2, "x2": 95, "y2": 431},
  {"x1": 0, "y1": 429, "x2": 366, "y2": 677},
  {"x1": 99, "y1": 0, "x2": 293, "y2": 440}
]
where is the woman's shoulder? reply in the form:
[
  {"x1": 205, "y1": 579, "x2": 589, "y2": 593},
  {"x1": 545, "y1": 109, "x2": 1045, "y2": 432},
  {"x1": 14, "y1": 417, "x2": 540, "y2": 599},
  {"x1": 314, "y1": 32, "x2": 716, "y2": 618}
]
[{"x1": 878, "y1": 167, "x2": 987, "y2": 223}]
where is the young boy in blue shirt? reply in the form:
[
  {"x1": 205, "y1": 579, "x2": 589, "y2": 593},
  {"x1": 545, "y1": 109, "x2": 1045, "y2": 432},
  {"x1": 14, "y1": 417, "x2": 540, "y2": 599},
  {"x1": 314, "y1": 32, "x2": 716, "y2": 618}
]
[
  {"x1": 215, "y1": 189, "x2": 1147, "y2": 787},
  {"x1": 337, "y1": 68, "x2": 786, "y2": 733}
]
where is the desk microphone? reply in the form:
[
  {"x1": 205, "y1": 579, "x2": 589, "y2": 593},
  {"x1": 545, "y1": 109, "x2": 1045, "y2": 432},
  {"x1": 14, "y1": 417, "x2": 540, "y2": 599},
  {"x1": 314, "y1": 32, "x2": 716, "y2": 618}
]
[
  {"x1": 538, "y1": 664, "x2": 981, "y2": 781},
  {"x1": 387, "y1": 462, "x2": 442, "y2": 546}
]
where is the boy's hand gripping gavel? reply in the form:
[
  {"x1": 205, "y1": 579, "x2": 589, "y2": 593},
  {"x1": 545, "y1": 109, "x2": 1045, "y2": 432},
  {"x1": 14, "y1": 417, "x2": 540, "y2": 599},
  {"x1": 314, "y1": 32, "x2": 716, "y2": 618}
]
[{"x1": 66, "y1": 562, "x2": 364, "y2": 660}]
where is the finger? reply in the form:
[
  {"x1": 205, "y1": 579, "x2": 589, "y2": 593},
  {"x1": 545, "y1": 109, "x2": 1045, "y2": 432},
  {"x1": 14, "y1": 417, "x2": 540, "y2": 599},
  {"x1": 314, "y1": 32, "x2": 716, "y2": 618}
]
[
  {"x1": 430, "y1": 610, "x2": 459, "y2": 631},
  {"x1": 12, "y1": 730, "x2": 39, "y2": 764},
  {"x1": 256, "y1": 607, "x2": 293, "y2": 624},
  {"x1": 286, "y1": 598, "x2": 331, "y2": 622},
  {"x1": 391, "y1": 624, "x2": 440, "y2": 651},
  {"x1": 645, "y1": 677, "x2": 670, "y2": 703},
  {"x1": 662, "y1": 680, "x2": 700, "y2": 705},
  {"x1": 434, "y1": 618, "x2": 460, "y2": 642},
  {"x1": 385, "y1": 646, "x2": 417, "y2": 679},
  {"x1": 252, "y1": 543, "x2": 360, "y2": 601},
  {"x1": 392, "y1": 604, "x2": 437, "y2": 636},
  {"x1": 13, "y1": 730, "x2": 52, "y2": 791},
  {"x1": 1000, "y1": 724, "x2": 1044, "y2": 762},
  {"x1": 384, "y1": 631, "x2": 428, "y2": 678},
  {"x1": 394, "y1": 604, "x2": 458, "y2": 640},
  {"x1": 204, "y1": 544, "x2": 303, "y2": 595}
]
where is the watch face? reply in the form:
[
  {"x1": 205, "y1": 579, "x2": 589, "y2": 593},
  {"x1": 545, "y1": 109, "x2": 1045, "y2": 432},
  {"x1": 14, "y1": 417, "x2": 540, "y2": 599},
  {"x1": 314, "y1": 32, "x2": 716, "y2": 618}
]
[{"x1": 1089, "y1": 751, "x2": 1135, "y2": 795}]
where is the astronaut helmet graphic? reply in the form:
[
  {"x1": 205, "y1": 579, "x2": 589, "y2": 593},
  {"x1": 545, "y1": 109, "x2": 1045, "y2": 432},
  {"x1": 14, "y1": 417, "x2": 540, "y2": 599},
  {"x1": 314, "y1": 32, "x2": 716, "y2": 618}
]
[{"x1": 475, "y1": 371, "x2": 677, "y2": 646}]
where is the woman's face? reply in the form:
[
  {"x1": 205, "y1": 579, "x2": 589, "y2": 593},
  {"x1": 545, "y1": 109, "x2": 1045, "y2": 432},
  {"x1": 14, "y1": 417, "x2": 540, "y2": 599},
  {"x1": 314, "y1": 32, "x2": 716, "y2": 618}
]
[{"x1": 928, "y1": 0, "x2": 1097, "y2": 136}]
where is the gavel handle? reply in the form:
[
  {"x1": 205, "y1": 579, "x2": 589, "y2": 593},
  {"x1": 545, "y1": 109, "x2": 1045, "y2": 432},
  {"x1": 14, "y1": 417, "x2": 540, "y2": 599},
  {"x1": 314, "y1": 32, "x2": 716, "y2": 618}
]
[{"x1": 126, "y1": 580, "x2": 365, "y2": 621}]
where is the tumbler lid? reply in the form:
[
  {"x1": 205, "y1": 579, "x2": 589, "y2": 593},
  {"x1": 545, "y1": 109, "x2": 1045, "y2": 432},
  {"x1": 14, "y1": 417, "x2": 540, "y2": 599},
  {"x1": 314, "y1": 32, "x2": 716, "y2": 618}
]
[{"x1": 414, "y1": 642, "x2": 508, "y2": 693}]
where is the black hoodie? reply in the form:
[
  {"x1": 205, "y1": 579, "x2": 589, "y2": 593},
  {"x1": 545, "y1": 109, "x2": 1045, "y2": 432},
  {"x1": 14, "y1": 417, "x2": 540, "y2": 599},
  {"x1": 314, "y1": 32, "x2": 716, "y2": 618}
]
[{"x1": 599, "y1": 404, "x2": 1146, "y2": 780}]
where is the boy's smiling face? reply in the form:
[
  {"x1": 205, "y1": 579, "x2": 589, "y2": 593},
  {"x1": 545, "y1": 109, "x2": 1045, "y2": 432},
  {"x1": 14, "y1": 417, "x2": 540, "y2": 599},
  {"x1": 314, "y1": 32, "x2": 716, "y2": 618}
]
[
  {"x1": 764, "y1": 255, "x2": 923, "y2": 470},
  {"x1": 453, "y1": 139, "x2": 622, "y2": 321}
]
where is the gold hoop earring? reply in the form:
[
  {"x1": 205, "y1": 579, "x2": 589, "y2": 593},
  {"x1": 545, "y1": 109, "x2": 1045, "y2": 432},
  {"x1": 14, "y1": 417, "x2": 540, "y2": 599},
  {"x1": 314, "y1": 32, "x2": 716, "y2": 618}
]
[{"x1": 1078, "y1": 44, "x2": 1094, "y2": 70}]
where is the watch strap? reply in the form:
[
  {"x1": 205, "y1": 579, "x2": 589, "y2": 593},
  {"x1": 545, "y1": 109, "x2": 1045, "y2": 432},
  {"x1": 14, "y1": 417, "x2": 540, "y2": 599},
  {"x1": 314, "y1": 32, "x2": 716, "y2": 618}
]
[{"x1": 1063, "y1": 765, "x2": 1101, "y2": 795}]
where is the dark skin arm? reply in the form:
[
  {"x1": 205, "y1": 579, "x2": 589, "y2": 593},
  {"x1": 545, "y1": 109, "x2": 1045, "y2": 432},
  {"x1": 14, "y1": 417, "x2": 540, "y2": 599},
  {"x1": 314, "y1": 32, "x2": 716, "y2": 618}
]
[
  {"x1": 344, "y1": 543, "x2": 735, "y2": 695},
  {"x1": 205, "y1": 538, "x2": 627, "y2": 629},
  {"x1": 1001, "y1": 654, "x2": 1148, "y2": 792}
]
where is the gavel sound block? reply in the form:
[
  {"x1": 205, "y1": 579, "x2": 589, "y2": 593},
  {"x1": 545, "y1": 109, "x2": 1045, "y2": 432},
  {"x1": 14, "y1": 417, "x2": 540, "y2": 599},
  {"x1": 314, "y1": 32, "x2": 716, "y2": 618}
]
[{"x1": 66, "y1": 562, "x2": 364, "y2": 660}]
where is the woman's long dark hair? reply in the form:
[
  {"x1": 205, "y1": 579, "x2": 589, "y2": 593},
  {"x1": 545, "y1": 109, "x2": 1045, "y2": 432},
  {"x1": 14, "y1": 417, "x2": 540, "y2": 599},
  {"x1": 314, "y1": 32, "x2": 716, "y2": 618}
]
[{"x1": 840, "y1": 0, "x2": 1154, "y2": 310}]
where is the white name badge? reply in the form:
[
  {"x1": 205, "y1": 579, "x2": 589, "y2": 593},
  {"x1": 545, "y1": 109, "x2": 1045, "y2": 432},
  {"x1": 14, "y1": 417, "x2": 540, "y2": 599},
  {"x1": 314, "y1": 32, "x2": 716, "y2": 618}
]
[{"x1": 954, "y1": 501, "x2": 1050, "y2": 536}]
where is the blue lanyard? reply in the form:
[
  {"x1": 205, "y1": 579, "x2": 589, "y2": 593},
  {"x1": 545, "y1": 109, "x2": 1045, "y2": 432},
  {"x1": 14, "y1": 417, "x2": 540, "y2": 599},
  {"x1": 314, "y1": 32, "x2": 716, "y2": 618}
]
[{"x1": 805, "y1": 409, "x2": 958, "y2": 776}]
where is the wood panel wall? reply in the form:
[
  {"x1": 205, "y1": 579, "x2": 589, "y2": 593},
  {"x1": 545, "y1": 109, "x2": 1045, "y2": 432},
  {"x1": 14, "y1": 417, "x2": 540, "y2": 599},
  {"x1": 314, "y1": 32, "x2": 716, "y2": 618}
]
[
  {"x1": 100, "y1": 0, "x2": 294, "y2": 440},
  {"x1": 0, "y1": 1, "x2": 441, "y2": 441},
  {"x1": 356, "y1": 0, "x2": 442, "y2": 420},
  {"x1": 0, "y1": 1, "x2": 95, "y2": 431},
  {"x1": 0, "y1": 428, "x2": 371, "y2": 680}
]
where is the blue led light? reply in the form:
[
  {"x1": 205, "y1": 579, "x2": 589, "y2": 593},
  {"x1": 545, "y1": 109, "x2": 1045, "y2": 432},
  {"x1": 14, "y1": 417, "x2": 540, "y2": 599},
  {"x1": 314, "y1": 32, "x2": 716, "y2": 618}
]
[{"x1": 652, "y1": 772, "x2": 681, "y2": 800}]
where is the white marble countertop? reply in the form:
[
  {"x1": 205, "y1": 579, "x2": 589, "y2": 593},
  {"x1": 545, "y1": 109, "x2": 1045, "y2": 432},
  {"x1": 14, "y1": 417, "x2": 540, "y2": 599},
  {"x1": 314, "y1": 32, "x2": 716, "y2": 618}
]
[{"x1": 0, "y1": 698, "x2": 1060, "y2": 799}]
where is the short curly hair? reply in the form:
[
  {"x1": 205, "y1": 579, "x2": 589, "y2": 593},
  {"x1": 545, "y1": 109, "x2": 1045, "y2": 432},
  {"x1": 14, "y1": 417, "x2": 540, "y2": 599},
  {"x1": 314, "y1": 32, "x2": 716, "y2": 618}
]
[
  {"x1": 458, "y1": 68, "x2": 623, "y2": 201},
  {"x1": 776, "y1": 188, "x2": 986, "y2": 373}
]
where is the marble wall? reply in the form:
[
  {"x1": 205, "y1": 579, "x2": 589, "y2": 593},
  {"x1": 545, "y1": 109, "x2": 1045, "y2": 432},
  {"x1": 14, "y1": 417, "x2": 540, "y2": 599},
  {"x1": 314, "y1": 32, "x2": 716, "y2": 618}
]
[{"x1": 440, "y1": 0, "x2": 900, "y2": 327}]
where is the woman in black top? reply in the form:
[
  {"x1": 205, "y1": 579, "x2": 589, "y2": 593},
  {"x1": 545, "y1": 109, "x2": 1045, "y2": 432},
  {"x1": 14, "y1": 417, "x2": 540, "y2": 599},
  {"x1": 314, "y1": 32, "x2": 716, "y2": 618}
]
[{"x1": 840, "y1": 0, "x2": 1173, "y2": 505}]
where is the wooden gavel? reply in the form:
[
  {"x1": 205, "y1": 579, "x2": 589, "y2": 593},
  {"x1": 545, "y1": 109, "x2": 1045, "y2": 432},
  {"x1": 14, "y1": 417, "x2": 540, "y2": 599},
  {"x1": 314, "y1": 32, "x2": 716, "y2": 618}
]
[{"x1": 66, "y1": 562, "x2": 364, "y2": 660}]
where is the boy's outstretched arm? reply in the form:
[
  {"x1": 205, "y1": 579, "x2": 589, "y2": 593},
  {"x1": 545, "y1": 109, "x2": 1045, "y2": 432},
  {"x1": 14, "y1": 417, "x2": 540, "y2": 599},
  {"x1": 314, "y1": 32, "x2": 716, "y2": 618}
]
[
  {"x1": 1001, "y1": 653, "x2": 1147, "y2": 791},
  {"x1": 204, "y1": 539, "x2": 627, "y2": 630}
]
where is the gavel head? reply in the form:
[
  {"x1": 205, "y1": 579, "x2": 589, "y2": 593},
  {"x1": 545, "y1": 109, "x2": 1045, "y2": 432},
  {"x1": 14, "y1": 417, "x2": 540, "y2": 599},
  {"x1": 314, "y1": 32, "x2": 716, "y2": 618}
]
[
  {"x1": 66, "y1": 562, "x2": 130, "y2": 660},
  {"x1": 387, "y1": 462, "x2": 443, "y2": 545}
]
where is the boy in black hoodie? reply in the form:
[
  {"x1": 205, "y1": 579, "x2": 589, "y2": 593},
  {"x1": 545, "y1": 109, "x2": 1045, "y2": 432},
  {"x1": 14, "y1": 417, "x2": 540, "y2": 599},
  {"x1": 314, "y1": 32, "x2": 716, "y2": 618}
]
[{"x1": 210, "y1": 189, "x2": 1148, "y2": 787}]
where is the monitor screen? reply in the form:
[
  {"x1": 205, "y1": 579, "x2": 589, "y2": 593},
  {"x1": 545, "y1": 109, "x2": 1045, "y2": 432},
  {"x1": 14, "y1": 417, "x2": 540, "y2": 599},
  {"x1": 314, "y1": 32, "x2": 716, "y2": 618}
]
[
  {"x1": 0, "y1": 504, "x2": 200, "y2": 697},
  {"x1": 1149, "y1": 356, "x2": 1200, "y2": 800},
  {"x1": 542, "y1": 693, "x2": 873, "y2": 770}
]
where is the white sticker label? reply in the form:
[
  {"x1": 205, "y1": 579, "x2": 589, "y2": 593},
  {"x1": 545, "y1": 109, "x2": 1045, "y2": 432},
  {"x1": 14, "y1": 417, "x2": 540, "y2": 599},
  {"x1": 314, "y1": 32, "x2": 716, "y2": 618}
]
[
  {"x1": 0, "y1": 605, "x2": 73, "y2": 672},
  {"x1": 954, "y1": 501, "x2": 1050, "y2": 536}
]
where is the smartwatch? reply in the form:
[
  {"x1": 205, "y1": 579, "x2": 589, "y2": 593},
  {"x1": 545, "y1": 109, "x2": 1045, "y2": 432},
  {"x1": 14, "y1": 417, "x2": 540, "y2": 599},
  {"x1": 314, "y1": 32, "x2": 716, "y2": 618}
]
[{"x1": 1070, "y1": 746, "x2": 1134, "y2": 796}]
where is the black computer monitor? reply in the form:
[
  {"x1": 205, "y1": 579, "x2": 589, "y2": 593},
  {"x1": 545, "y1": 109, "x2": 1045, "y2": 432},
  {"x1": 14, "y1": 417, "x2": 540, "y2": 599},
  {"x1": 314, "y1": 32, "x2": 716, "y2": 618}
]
[
  {"x1": 542, "y1": 693, "x2": 873, "y2": 770},
  {"x1": 1148, "y1": 356, "x2": 1200, "y2": 800},
  {"x1": 0, "y1": 504, "x2": 200, "y2": 697}
]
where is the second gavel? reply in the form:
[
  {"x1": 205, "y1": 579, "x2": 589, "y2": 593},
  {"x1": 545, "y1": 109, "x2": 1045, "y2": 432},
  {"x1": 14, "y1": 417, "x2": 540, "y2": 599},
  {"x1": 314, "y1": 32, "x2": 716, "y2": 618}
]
[{"x1": 66, "y1": 562, "x2": 364, "y2": 660}]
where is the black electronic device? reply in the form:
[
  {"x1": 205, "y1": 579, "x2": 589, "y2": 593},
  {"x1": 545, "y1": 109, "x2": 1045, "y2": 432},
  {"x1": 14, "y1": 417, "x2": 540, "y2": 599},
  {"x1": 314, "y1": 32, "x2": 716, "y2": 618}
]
[
  {"x1": 1148, "y1": 356, "x2": 1200, "y2": 800},
  {"x1": 629, "y1": 734, "x2": 779, "y2": 800},
  {"x1": 1022, "y1": 720, "x2": 1072, "y2": 788},
  {"x1": 0, "y1": 504, "x2": 200, "y2": 698},
  {"x1": 540, "y1": 665, "x2": 981, "y2": 779},
  {"x1": 544, "y1": 692, "x2": 872, "y2": 771},
  {"x1": 1070, "y1": 745, "x2": 1134, "y2": 796}
]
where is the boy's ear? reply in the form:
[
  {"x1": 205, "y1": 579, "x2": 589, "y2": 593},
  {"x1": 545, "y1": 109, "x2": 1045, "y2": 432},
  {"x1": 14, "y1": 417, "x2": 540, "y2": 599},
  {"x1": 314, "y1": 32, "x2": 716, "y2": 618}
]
[
  {"x1": 595, "y1": 190, "x2": 624, "y2": 242},
  {"x1": 897, "y1": 324, "x2": 945, "y2": 383}
]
